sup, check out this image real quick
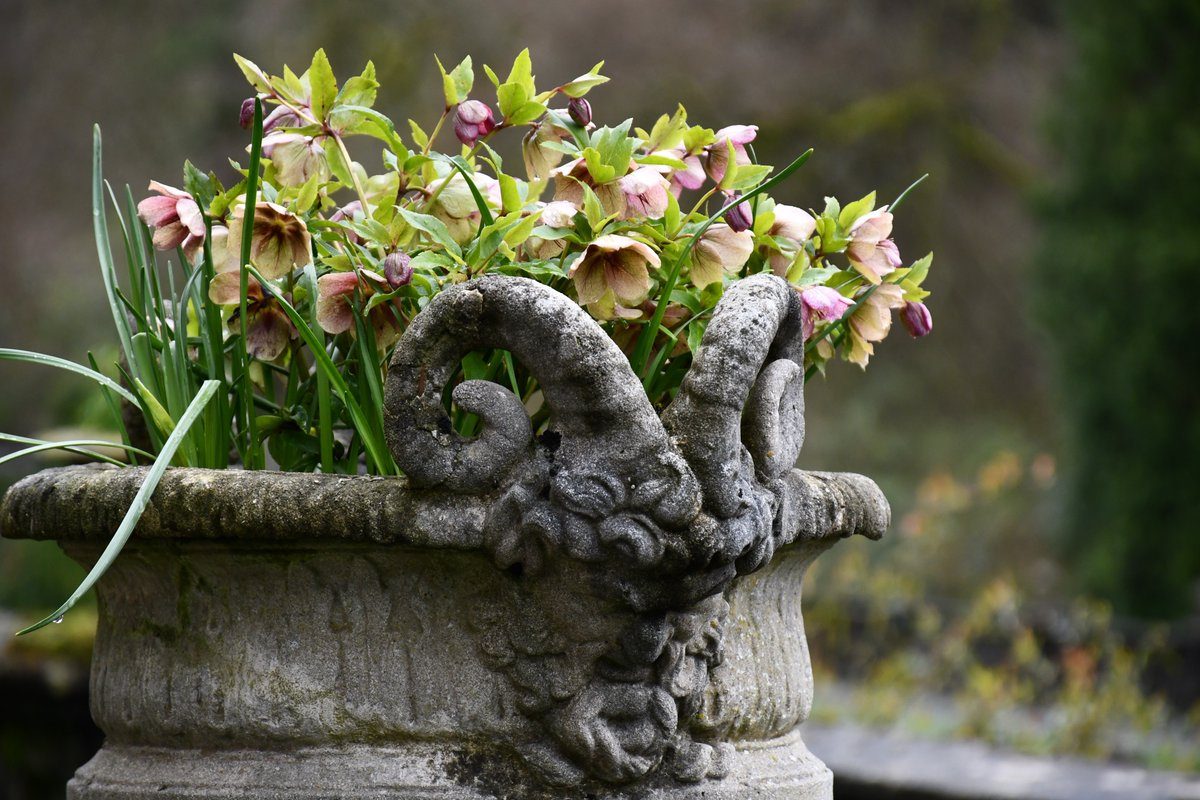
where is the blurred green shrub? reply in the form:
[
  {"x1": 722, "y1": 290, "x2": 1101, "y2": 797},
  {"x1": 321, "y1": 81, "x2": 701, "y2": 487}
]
[{"x1": 1034, "y1": 1, "x2": 1200, "y2": 618}]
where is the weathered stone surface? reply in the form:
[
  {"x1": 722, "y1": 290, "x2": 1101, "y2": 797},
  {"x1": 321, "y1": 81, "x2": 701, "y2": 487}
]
[{"x1": 0, "y1": 274, "x2": 891, "y2": 799}]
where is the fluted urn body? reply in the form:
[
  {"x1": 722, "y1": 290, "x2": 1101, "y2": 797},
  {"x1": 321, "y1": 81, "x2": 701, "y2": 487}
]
[{"x1": 1, "y1": 275, "x2": 888, "y2": 799}]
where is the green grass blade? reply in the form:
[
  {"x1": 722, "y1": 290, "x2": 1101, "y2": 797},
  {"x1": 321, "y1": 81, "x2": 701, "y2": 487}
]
[
  {"x1": 92, "y1": 127, "x2": 136, "y2": 369},
  {"x1": 236, "y1": 99, "x2": 265, "y2": 469},
  {"x1": 889, "y1": 173, "x2": 929, "y2": 213},
  {"x1": 0, "y1": 437, "x2": 157, "y2": 468},
  {"x1": 16, "y1": 379, "x2": 220, "y2": 636},
  {"x1": 248, "y1": 266, "x2": 396, "y2": 475},
  {"x1": 0, "y1": 349, "x2": 137, "y2": 405}
]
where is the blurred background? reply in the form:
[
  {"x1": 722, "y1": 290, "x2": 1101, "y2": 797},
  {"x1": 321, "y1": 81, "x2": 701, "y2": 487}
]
[{"x1": 1, "y1": 0, "x2": 1197, "y2": 796}]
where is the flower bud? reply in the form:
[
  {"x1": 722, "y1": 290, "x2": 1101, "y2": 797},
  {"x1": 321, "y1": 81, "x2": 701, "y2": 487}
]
[
  {"x1": 567, "y1": 96, "x2": 593, "y2": 127},
  {"x1": 239, "y1": 98, "x2": 256, "y2": 130},
  {"x1": 724, "y1": 194, "x2": 753, "y2": 232},
  {"x1": 383, "y1": 252, "x2": 413, "y2": 288},
  {"x1": 454, "y1": 100, "x2": 497, "y2": 146},
  {"x1": 901, "y1": 301, "x2": 933, "y2": 338}
]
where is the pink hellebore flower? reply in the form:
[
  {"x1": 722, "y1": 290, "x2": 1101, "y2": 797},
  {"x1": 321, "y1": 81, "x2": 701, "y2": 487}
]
[
  {"x1": 223, "y1": 202, "x2": 313, "y2": 279},
  {"x1": 846, "y1": 283, "x2": 906, "y2": 367},
  {"x1": 526, "y1": 200, "x2": 578, "y2": 259},
  {"x1": 522, "y1": 118, "x2": 571, "y2": 182},
  {"x1": 663, "y1": 147, "x2": 706, "y2": 197},
  {"x1": 137, "y1": 181, "x2": 206, "y2": 255},
  {"x1": 901, "y1": 301, "x2": 933, "y2": 338},
  {"x1": 846, "y1": 208, "x2": 902, "y2": 284},
  {"x1": 454, "y1": 100, "x2": 497, "y2": 146},
  {"x1": 767, "y1": 204, "x2": 818, "y2": 276},
  {"x1": 704, "y1": 124, "x2": 758, "y2": 183},
  {"x1": 315, "y1": 270, "x2": 403, "y2": 350},
  {"x1": 568, "y1": 235, "x2": 661, "y2": 308},
  {"x1": 428, "y1": 172, "x2": 501, "y2": 245},
  {"x1": 207, "y1": 271, "x2": 295, "y2": 361},
  {"x1": 618, "y1": 167, "x2": 672, "y2": 220},
  {"x1": 800, "y1": 286, "x2": 853, "y2": 341},
  {"x1": 690, "y1": 224, "x2": 754, "y2": 288}
]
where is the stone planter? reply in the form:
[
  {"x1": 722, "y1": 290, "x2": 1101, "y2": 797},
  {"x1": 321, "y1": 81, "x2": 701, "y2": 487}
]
[{"x1": 1, "y1": 274, "x2": 889, "y2": 799}]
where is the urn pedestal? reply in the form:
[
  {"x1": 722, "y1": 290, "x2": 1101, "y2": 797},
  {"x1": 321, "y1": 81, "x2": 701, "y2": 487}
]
[{"x1": 1, "y1": 274, "x2": 889, "y2": 799}]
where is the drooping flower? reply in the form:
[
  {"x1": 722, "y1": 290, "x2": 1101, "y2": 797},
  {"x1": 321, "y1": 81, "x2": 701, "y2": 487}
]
[
  {"x1": 223, "y1": 202, "x2": 313, "y2": 279},
  {"x1": 262, "y1": 104, "x2": 302, "y2": 134},
  {"x1": 526, "y1": 200, "x2": 578, "y2": 259},
  {"x1": 522, "y1": 119, "x2": 571, "y2": 182},
  {"x1": 845, "y1": 283, "x2": 906, "y2": 367},
  {"x1": 568, "y1": 235, "x2": 660, "y2": 307},
  {"x1": 846, "y1": 208, "x2": 902, "y2": 284},
  {"x1": 261, "y1": 132, "x2": 330, "y2": 187},
  {"x1": 207, "y1": 271, "x2": 295, "y2": 361},
  {"x1": 617, "y1": 167, "x2": 671, "y2": 220},
  {"x1": 551, "y1": 157, "x2": 626, "y2": 216},
  {"x1": 454, "y1": 100, "x2": 497, "y2": 146},
  {"x1": 704, "y1": 124, "x2": 758, "y2": 183},
  {"x1": 690, "y1": 224, "x2": 754, "y2": 288},
  {"x1": 315, "y1": 270, "x2": 403, "y2": 349},
  {"x1": 901, "y1": 301, "x2": 933, "y2": 338},
  {"x1": 137, "y1": 181, "x2": 205, "y2": 255},
  {"x1": 766, "y1": 204, "x2": 817, "y2": 276},
  {"x1": 661, "y1": 147, "x2": 705, "y2": 197},
  {"x1": 427, "y1": 172, "x2": 501, "y2": 245},
  {"x1": 800, "y1": 286, "x2": 853, "y2": 341}
]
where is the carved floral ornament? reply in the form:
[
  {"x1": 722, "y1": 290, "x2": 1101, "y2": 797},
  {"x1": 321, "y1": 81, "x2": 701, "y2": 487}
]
[{"x1": 384, "y1": 272, "x2": 883, "y2": 787}]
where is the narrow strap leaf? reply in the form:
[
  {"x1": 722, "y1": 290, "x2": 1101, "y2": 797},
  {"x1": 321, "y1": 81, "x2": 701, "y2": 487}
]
[{"x1": 0, "y1": 348, "x2": 137, "y2": 405}]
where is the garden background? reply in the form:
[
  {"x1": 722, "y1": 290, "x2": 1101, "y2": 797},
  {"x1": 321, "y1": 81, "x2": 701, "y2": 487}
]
[{"x1": 1, "y1": 0, "x2": 1197, "y2": 794}]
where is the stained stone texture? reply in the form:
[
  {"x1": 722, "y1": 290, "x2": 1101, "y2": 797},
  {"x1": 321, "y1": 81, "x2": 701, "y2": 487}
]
[{"x1": 0, "y1": 274, "x2": 890, "y2": 799}]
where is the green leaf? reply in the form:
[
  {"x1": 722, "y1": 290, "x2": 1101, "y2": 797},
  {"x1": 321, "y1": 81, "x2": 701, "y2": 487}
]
[
  {"x1": 498, "y1": 173, "x2": 522, "y2": 214},
  {"x1": 134, "y1": 378, "x2": 177, "y2": 442},
  {"x1": 906, "y1": 252, "x2": 933, "y2": 285},
  {"x1": 436, "y1": 55, "x2": 474, "y2": 107},
  {"x1": 182, "y1": 160, "x2": 215, "y2": 208},
  {"x1": 0, "y1": 348, "x2": 137, "y2": 405},
  {"x1": 397, "y1": 208, "x2": 464, "y2": 260},
  {"x1": 408, "y1": 119, "x2": 430, "y2": 150},
  {"x1": 233, "y1": 54, "x2": 272, "y2": 93},
  {"x1": 0, "y1": 436, "x2": 152, "y2": 469},
  {"x1": 582, "y1": 147, "x2": 617, "y2": 184},
  {"x1": 506, "y1": 101, "x2": 547, "y2": 126},
  {"x1": 497, "y1": 81, "x2": 530, "y2": 119},
  {"x1": 336, "y1": 60, "x2": 378, "y2": 108},
  {"x1": 17, "y1": 380, "x2": 221, "y2": 636},
  {"x1": 506, "y1": 48, "x2": 535, "y2": 94},
  {"x1": 725, "y1": 164, "x2": 774, "y2": 191},
  {"x1": 838, "y1": 191, "x2": 876, "y2": 230},
  {"x1": 482, "y1": 64, "x2": 500, "y2": 88},
  {"x1": 560, "y1": 62, "x2": 609, "y2": 98},
  {"x1": 309, "y1": 48, "x2": 338, "y2": 121},
  {"x1": 890, "y1": 172, "x2": 929, "y2": 212}
]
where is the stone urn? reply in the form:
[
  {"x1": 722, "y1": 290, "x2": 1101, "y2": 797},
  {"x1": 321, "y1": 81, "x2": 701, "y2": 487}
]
[{"x1": 1, "y1": 274, "x2": 888, "y2": 799}]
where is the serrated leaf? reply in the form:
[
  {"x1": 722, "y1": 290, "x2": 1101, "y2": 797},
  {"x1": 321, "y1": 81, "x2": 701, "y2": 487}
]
[
  {"x1": 507, "y1": 100, "x2": 546, "y2": 126},
  {"x1": 561, "y1": 63, "x2": 609, "y2": 98},
  {"x1": 725, "y1": 164, "x2": 773, "y2": 191},
  {"x1": 483, "y1": 64, "x2": 500, "y2": 87},
  {"x1": 336, "y1": 61, "x2": 378, "y2": 108},
  {"x1": 506, "y1": 48, "x2": 535, "y2": 94},
  {"x1": 582, "y1": 147, "x2": 617, "y2": 184},
  {"x1": 295, "y1": 172, "x2": 320, "y2": 213},
  {"x1": 497, "y1": 81, "x2": 530, "y2": 119},
  {"x1": 907, "y1": 252, "x2": 933, "y2": 285},
  {"x1": 436, "y1": 55, "x2": 474, "y2": 107},
  {"x1": 397, "y1": 207, "x2": 463, "y2": 260},
  {"x1": 233, "y1": 54, "x2": 272, "y2": 93},
  {"x1": 408, "y1": 119, "x2": 430, "y2": 150},
  {"x1": 498, "y1": 173, "x2": 522, "y2": 214},
  {"x1": 309, "y1": 49, "x2": 337, "y2": 121},
  {"x1": 838, "y1": 191, "x2": 876, "y2": 230}
]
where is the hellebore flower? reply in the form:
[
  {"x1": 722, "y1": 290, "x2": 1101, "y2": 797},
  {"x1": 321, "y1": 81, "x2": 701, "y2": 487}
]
[
  {"x1": 800, "y1": 285, "x2": 853, "y2": 341},
  {"x1": 137, "y1": 181, "x2": 205, "y2": 255},
  {"x1": 846, "y1": 208, "x2": 901, "y2": 284},
  {"x1": 690, "y1": 224, "x2": 754, "y2": 288},
  {"x1": 261, "y1": 132, "x2": 330, "y2": 187},
  {"x1": 568, "y1": 96, "x2": 593, "y2": 127},
  {"x1": 262, "y1": 104, "x2": 302, "y2": 134},
  {"x1": 901, "y1": 300, "x2": 933, "y2": 338},
  {"x1": 223, "y1": 202, "x2": 313, "y2": 279},
  {"x1": 427, "y1": 172, "x2": 501, "y2": 245},
  {"x1": 724, "y1": 193, "x2": 753, "y2": 232},
  {"x1": 239, "y1": 98, "x2": 256, "y2": 129},
  {"x1": 661, "y1": 147, "x2": 705, "y2": 197},
  {"x1": 552, "y1": 157, "x2": 626, "y2": 217},
  {"x1": 383, "y1": 252, "x2": 413, "y2": 288},
  {"x1": 846, "y1": 283, "x2": 906, "y2": 367},
  {"x1": 568, "y1": 234, "x2": 660, "y2": 307},
  {"x1": 207, "y1": 271, "x2": 295, "y2": 361},
  {"x1": 315, "y1": 270, "x2": 403, "y2": 349},
  {"x1": 454, "y1": 100, "x2": 497, "y2": 146},
  {"x1": 704, "y1": 125, "x2": 758, "y2": 183},
  {"x1": 526, "y1": 200, "x2": 578, "y2": 259},
  {"x1": 766, "y1": 204, "x2": 817, "y2": 276},
  {"x1": 618, "y1": 167, "x2": 671, "y2": 220},
  {"x1": 522, "y1": 118, "x2": 571, "y2": 182},
  {"x1": 329, "y1": 200, "x2": 364, "y2": 245}
]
